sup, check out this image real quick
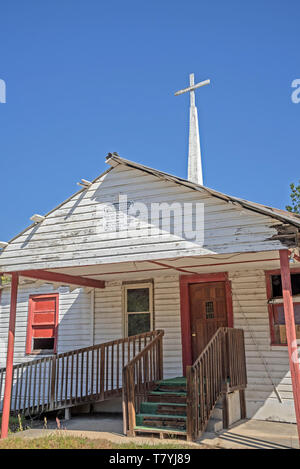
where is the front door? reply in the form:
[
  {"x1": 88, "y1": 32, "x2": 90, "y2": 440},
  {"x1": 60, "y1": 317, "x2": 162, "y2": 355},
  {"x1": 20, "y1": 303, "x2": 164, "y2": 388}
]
[{"x1": 189, "y1": 282, "x2": 228, "y2": 362}]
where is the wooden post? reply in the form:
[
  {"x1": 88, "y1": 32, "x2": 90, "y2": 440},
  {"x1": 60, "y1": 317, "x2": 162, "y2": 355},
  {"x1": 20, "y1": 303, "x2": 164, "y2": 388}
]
[
  {"x1": 122, "y1": 369, "x2": 128, "y2": 435},
  {"x1": 50, "y1": 356, "x2": 56, "y2": 410},
  {"x1": 125, "y1": 367, "x2": 136, "y2": 437},
  {"x1": 239, "y1": 389, "x2": 246, "y2": 420},
  {"x1": 158, "y1": 337, "x2": 163, "y2": 381},
  {"x1": 222, "y1": 393, "x2": 229, "y2": 429},
  {"x1": 1, "y1": 273, "x2": 18, "y2": 439},
  {"x1": 279, "y1": 250, "x2": 300, "y2": 443},
  {"x1": 186, "y1": 366, "x2": 196, "y2": 441}
]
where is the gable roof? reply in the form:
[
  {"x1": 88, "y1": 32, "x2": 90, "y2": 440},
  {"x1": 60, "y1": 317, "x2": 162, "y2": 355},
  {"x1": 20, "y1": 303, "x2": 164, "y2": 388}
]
[
  {"x1": 1, "y1": 153, "x2": 299, "y2": 254},
  {"x1": 106, "y1": 154, "x2": 300, "y2": 229}
]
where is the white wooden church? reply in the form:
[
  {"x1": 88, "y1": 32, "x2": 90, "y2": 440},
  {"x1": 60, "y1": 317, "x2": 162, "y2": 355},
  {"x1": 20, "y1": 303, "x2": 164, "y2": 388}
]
[{"x1": 0, "y1": 75, "x2": 300, "y2": 441}]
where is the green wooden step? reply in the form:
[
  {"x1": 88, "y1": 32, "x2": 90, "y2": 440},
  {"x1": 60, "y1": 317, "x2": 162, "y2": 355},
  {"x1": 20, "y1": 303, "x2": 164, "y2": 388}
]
[
  {"x1": 137, "y1": 413, "x2": 186, "y2": 421},
  {"x1": 136, "y1": 413, "x2": 186, "y2": 430},
  {"x1": 155, "y1": 377, "x2": 187, "y2": 386},
  {"x1": 149, "y1": 390, "x2": 186, "y2": 396},
  {"x1": 134, "y1": 425, "x2": 187, "y2": 435},
  {"x1": 140, "y1": 402, "x2": 186, "y2": 414}
]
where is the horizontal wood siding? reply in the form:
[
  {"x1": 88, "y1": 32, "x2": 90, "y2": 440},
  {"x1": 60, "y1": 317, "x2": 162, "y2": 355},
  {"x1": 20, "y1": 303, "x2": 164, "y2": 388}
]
[
  {"x1": 0, "y1": 165, "x2": 287, "y2": 272},
  {"x1": 0, "y1": 284, "x2": 91, "y2": 410},
  {"x1": 93, "y1": 277, "x2": 182, "y2": 379},
  {"x1": 154, "y1": 276, "x2": 182, "y2": 378},
  {"x1": 0, "y1": 264, "x2": 296, "y2": 422},
  {"x1": 229, "y1": 268, "x2": 295, "y2": 422}
]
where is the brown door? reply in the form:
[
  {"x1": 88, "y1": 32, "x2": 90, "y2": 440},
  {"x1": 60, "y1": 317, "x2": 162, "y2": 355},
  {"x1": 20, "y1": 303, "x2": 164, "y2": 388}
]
[{"x1": 189, "y1": 282, "x2": 228, "y2": 362}]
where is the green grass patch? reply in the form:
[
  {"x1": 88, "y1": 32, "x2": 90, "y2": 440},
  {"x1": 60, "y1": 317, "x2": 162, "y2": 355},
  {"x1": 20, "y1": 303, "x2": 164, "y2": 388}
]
[
  {"x1": 0, "y1": 415, "x2": 26, "y2": 434},
  {"x1": 0, "y1": 435, "x2": 203, "y2": 450}
]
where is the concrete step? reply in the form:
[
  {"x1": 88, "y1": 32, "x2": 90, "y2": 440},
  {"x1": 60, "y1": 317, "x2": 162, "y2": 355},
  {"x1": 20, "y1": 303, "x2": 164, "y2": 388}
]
[
  {"x1": 211, "y1": 405, "x2": 223, "y2": 420},
  {"x1": 206, "y1": 417, "x2": 223, "y2": 433}
]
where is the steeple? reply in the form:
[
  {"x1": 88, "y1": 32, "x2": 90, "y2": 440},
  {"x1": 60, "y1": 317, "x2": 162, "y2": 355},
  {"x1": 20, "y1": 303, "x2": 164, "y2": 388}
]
[{"x1": 175, "y1": 73, "x2": 210, "y2": 185}]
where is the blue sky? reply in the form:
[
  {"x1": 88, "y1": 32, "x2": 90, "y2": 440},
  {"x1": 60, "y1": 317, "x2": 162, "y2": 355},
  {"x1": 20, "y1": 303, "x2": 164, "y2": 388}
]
[{"x1": 0, "y1": 0, "x2": 299, "y2": 241}]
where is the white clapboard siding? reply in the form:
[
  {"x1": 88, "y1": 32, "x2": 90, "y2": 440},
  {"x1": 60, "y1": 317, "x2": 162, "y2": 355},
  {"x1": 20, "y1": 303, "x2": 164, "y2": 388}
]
[
  {"x1": 229, "y1": 268, "x2": 295, "y2": 422},
  {"x1": 93, "y1": 276, "x2": 183, "y2": 379},
  {"x1": 0, "y1": 284, "x2": 91, "y2": 367},
  {"x1": 0, "y1": 262, "x2": 296, "y2": 422},
  {"x1": 0, "y1": 165, "x2": 288, "y2": 272},
  {"x1": 154, "y1": 276, "x2": 183, "y2": 379}
]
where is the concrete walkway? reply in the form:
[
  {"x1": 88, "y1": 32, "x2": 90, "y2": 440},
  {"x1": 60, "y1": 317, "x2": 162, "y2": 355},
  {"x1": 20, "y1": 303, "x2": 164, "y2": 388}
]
[
  {"x1": 10, "y1": 415, "x2": 299, "y2": 449},
  {"x1": 10, "y1": 414, "x2": 201, "y2": 448},
  {"x1": 199, "y1": 419, "x2": 299, "y2": 449}
]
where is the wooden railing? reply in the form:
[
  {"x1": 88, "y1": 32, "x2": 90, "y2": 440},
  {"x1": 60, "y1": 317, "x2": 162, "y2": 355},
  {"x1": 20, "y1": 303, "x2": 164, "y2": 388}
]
[
  {"x1": 186, "y1": 327, "x2": 247, "y2": 441},
  {"x1": 122, "y1": 330, "x2": 164, "y2": 436},
  {"x1": 0, "y1": 331, "x2": 159, "y2": 416}
]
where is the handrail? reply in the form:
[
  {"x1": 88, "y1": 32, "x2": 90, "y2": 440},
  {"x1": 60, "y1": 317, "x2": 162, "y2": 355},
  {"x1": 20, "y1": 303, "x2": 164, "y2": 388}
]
[
  {"x1": 0, "y1": 330, "x2": 159, "y2": 416},
  {"x1": 122, "y1": 330, "x2": 164, "y2": 436},
  {"x1": 186, "y1": 327, "x2": 247, "y2": 441}
]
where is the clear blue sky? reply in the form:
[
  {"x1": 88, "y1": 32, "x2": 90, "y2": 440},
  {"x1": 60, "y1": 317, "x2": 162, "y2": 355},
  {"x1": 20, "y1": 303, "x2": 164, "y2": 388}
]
[{"x1": 0, "y1": 0, "x2": 299, "y2": 241}]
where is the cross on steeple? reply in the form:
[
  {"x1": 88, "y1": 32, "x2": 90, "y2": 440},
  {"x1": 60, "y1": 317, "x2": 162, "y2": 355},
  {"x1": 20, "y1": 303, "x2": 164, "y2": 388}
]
[{"x1": 175, "y1": 74, "x2": 210, "y2": 185}]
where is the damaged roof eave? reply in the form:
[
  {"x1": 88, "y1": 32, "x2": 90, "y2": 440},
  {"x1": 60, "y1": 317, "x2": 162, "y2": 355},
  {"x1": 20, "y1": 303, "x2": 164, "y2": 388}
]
[{"x1": 105, "y1": 154, "x2": 300, "y2": 230}]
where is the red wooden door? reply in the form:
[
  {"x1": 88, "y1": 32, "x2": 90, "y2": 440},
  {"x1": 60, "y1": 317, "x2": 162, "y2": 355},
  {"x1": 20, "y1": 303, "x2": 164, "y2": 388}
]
[{"x1": 189, "y1": 282, "x2": 228, "y2": 362}]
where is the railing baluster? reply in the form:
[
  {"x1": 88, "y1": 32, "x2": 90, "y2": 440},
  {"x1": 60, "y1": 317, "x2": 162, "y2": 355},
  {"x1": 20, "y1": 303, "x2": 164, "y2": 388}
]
[
  {"x1": 1, "y1": 331, "x2": 168, "y2": 424},
  {"x1": 70, "y1": 352, "x2": 74, "y2": 405},
  {"x1": 96, "y1": 348, "x2": 99, "y2": 398},
  {"x1": 65, "y1": 354, "x2": 69, "y2": 406},
  {"x1": 75, "y1": 351, "x2": 79, "y2": 404},
  {"x1": 100, "y1": 346, "x2": 105, "y2": 399},
  {"x1": 116, "y1": 341, "x2": 120, "y2": 390},
  {"x1": 13, "y1": 365, "x2": 19, "y2": 415},
  {"x1": 86, "y1": 350, "x2": 89, "y2": 398},
  {"x1": 111, "y1": 344, "x2": 114, "y2": 392}
]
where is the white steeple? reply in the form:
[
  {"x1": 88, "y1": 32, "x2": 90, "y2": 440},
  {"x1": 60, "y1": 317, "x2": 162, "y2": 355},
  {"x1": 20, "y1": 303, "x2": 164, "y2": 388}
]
[{"x1": 175, "y1": 73, "x2": 210, "y2": 185}]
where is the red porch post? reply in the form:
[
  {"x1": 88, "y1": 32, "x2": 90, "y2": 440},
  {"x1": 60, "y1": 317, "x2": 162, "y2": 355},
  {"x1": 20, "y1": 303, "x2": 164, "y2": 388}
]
[
  {"x1": 279, "y1": 250, "x2": 300, "y2": 442},
  {"x1": 1, "y1": 273, "x2": 19, "y2": 439}
]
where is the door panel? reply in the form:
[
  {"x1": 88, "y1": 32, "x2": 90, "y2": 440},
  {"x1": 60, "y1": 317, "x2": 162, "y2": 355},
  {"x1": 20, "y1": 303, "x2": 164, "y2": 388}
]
[{"x1": 189, "y1": 282, "x2": 228, "y2": 362}]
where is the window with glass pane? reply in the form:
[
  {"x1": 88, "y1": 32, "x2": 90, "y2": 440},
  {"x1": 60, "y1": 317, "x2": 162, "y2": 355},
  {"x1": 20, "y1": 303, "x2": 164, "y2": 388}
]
[{"x1": 124, "y1": 284, "x2": 153, "y2": 336}]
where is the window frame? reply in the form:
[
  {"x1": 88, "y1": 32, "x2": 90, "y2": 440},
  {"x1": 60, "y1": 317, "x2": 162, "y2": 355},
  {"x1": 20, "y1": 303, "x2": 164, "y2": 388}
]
[
  {"x1": 265, "y1": 268, "x2": 300, "y2": 346},
  {"x1": 26, "y1": 293, "x2": 59, "y2": 355},
  {"x1": 123, "y1": 282, "x2": 153, "y2": 337}
]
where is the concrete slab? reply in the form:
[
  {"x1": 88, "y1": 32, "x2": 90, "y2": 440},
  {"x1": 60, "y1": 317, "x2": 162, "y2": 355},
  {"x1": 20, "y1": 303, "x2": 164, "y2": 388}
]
[
  {"x1": 199, "y1": 419, "x2": 299, "y2": 449},
  {"x1": 9, "y1": 414, "x2": 201, "y2": 448},
  {"x1": 9, "y1": 415, "x2": 299, "y2": 449}
]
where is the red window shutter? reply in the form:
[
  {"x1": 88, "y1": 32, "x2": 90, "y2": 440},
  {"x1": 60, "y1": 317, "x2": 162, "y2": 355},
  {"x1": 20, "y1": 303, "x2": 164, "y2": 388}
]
[{"x1": 26, "y1": 294, "x2": 59, "y2": 354}]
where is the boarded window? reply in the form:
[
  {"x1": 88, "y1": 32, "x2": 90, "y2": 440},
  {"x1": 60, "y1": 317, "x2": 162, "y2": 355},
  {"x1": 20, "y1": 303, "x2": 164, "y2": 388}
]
[
  {"x1": 272, "y1": 303, "x2": 300, "y2": 345},
  {"x1": 26, "y1": 294, "x2": 59, "y2": 354},
  {"x1": 124, "y1": 284, "x2": 153, "y2": 337}
]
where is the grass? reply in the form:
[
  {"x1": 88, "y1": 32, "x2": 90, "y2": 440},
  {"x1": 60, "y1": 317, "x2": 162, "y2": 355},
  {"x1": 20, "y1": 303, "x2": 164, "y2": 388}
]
[
  {"x1": 0, "y1": 434, "x2": 206, "y2": 449},
  {"x1": 0, "y1": 415, "x2": 26, "y2": 434}
]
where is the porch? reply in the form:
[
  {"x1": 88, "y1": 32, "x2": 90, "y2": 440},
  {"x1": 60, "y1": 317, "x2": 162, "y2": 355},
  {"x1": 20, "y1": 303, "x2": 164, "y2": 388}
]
[
  {"x1": 1, "y1": 249, "x2": 300, "y2": 441},
  {"x1": 0, "y1": 327, "x2": 247, "y2": 441}
]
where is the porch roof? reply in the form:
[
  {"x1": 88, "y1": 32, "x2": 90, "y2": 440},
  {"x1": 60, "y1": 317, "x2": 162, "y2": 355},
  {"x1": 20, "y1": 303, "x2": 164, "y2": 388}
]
[{"x1": 4, "y1": 250, "x2": 290, "y2": 287}]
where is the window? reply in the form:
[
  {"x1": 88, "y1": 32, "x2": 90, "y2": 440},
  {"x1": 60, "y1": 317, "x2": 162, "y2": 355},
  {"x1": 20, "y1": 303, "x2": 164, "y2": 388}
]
[
  {"x1": 271, "y1": 273, "x2": 300, "y2": 298},
  {"x1": 26, "y1": 294, "x2": 59, "y2": 354},
  {"x1": 266, "y1": 270, "x2": 300, "y2": 345},
  {"x1": 271, "y1": 303, "x2": 300, "y2": 345},
  {"x1": 123, "y1": 283, "x2": 153, "y2": 337}
]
